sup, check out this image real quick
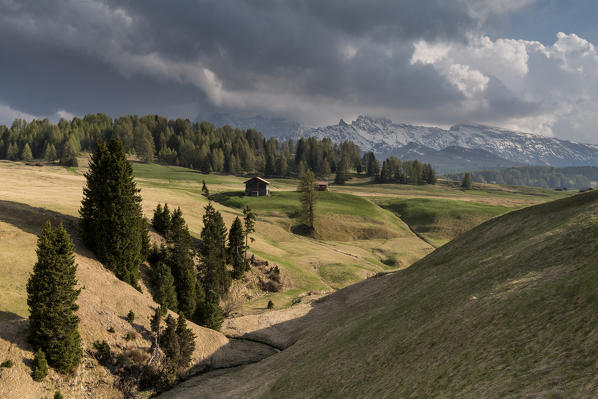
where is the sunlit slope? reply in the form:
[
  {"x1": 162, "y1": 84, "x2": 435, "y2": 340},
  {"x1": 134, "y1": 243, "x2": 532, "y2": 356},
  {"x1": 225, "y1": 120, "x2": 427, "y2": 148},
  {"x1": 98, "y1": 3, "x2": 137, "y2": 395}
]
[
  {"x1": 165, "y1": 190, "x2": 598, "y2": 398},
  {"x1": 0, "y1": 161, "x2": 432, "y2": 314},
  {"x1": 0, "y1": 199, "x2": 244, "y2": 398}
]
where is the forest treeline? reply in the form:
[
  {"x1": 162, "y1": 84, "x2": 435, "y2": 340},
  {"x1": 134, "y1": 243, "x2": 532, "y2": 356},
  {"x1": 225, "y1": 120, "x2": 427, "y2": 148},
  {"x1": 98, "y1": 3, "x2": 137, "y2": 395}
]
[
  {"x1": 445, "y1": 166, "x2": 598, "y2": 189},
  {"x1": 0, "y1": 114, "x2": 358, "y2": 177},
  {"x1": 0, "y1": 113, "x2": 437, "y2": 184}
]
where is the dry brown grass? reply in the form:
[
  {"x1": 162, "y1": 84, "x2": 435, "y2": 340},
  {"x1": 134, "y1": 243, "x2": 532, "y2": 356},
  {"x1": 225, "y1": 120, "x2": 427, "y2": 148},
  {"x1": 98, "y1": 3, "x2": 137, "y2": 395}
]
[{"x1": 0, "y1": 166, "x2": 273, "y2": 398}]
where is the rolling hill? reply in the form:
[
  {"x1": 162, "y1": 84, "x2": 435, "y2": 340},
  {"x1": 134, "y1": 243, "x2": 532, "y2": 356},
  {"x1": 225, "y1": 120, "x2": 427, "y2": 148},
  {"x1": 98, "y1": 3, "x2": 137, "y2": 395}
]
[
  {"x1": 162, "y1": 190, "x2": 598, "y2": 398},
  {"x1": 0, "y1": 200, "x2": 274, "y2": 398}
]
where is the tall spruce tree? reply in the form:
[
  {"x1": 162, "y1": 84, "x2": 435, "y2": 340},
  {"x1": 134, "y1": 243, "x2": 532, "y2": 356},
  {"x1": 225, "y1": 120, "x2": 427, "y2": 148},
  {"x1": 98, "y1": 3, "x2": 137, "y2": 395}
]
[
  {"x1": 194, "y1": 290, "x2": 224, "y2": 331},
  {"x1": 242, "y1": 205, "x2": 256, "y2": 264},
  {"x1": 152, "y1": 203, "x2": 172, "y2": 234},
  {"x1": 21, "y1": 143, "x2": 33, "y2": 161},
  {"x1": 160, "y1": 315, "x2": 180, "y2": 381},
  {"x1": 462, "y1": 172, "x2": 473, "y2": 190},
  {"x1": 176, "y1": 314, "x2": 196, "y2": 369},
  {"x1": 27, "y1": 222, "x2": 82, "y2": 374},
  {"x1": 228, "y1": 217, "x2": 246, "y2": 279},
  {"x1": 169, "y1": 208, "x2": 198, "y2": 319},
  {"x1": 44, "y1": 143, "x2": 58, "y2": 162},
  {"x1": 80, "y1": 139, "x2": 146, "y2": 288},
  {"x1": 200, "y1": 203, "x2": 231, "y2": 295},
  {"x1": 151, "y1": 262, "x2": 179, "y2": 311},
  {"x1": 298, "y1": 170, "x2": 317, "y2": 233}
]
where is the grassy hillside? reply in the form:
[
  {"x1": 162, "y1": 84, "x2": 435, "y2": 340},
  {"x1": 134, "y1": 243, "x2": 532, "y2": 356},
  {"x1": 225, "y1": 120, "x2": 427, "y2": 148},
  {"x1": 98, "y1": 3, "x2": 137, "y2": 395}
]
[
  {"x1": 334, "y1": 177, "x2": 569, "y2": 207},
  {"x1": 0, "y1": 161, "x2": 432, "y2": 317},
  {"x1": 1, "y1": 160, "x2": 571, "y2": 317},
  {"x1": 0, "y1": 199, "x2": 273, "y2": 398},
  {"x1": 214, "y1": 190, "x2": 402, "y2": 241},
  {"x1": 163, "y1": 190, "x2": 598, "y2": 398},
  {"x1": 378, "y1": 197, "x2": 511, "y2": 246}
]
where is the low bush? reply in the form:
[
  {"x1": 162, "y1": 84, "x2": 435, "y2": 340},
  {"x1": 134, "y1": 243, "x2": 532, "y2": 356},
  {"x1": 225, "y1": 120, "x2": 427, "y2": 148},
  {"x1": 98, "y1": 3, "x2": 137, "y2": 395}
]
[
  {"x1": 31, "y1": 349, "x2": 48, "y2": 382},
  {"x1": 93, "y1": 340, "x2": 111, "y2": 364}
]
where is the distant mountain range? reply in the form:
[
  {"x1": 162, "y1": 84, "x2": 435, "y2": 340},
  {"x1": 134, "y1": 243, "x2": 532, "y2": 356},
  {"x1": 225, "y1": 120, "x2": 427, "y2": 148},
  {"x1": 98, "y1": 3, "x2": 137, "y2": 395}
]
[{"x1": 196, "y1": 113, "x2": 598, "y2": 173}]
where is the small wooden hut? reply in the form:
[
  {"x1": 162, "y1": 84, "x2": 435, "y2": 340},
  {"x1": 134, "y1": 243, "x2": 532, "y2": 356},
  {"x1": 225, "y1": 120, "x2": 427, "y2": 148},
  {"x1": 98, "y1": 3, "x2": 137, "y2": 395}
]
[
  {"x1": 244, "y1": 177, "x2": 270, "y2": 196},
  {"x1": 316, "y1": 181, "x2": 329, "y2": 191}
]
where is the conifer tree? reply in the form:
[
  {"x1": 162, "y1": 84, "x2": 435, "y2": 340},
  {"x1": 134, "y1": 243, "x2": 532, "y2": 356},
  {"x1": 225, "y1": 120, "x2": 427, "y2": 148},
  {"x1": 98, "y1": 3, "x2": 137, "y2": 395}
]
[
  {"x1": 80, "y1": 139, "x2": 146, "y2": 288},
  {"x1": 153, "y1": 204, "x2": 163, "y2": 229},
  {"x1": 7, "y1": 142, "x2": 18, "y2": 160},
  {"x1": 152, "y1": 203, "x2": 172, "y2": 234},
  {"x1": 242, "y1": 205, "x2": 256, "y2": 264},
  {"x1": 462, "y1": 172, "x2": 473, "y2": 190},
  {"x1": 134, "y1": 124, "x2": 155, "y2": 163},
  {"x1": 27, "y1": 222, "x2": 82, "y2": 374},
  {"x1": 176, "y1": 314, "x2": 196, "y2": 369},
  {"x1": 298, "y1": 170, "x2": 317, "y2": 233},
  {"x1": 228, "y1": 217, "x2": 246, "y2": 279},
  {"x1": 200, "y1": 203, "x2": 231, "y2": 295},
  {"x1": 31, "y1": 348, "x2": 48, "y2": 382},
  {"x1": 21, "y1": 143, "x2": 33, "y2": 161},
  {"x1": 44, "y1": 143, "x2": 58, "y2": 162},
  {"x1": 168, "y1": 208, "x2": 198, "y2": 318},
  {"x1": 160, "y1": 315, "x2": 180, "y2": 368},
  {"x1": 152, "y1": 262, "x2": 178, "y2": 311},
  {"x1": 151, "y1": 307, "x2": 162, "y2": 339},
  {"x1": 194, "y1": 290, "x2": 224, "y2": 331},
  {"x1": 60, "y1": 137, "x2": 79, "y2": 166},
  {"x1": 192, "y1": 282, "x2": 206, "y2": 324},
  {"x1": 201, "y1": 180, "x2": 209, "y2": 197}
]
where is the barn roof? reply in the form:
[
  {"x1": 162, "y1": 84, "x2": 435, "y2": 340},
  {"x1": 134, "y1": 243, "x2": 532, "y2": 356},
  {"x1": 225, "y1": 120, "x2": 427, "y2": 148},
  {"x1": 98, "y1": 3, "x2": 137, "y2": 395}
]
[
  {"x1": 316, "y1": 181, "x2": 329, "y2": 185},
  {"x1": 244, "y1": 176, "x2": 271, "y2": 185}
]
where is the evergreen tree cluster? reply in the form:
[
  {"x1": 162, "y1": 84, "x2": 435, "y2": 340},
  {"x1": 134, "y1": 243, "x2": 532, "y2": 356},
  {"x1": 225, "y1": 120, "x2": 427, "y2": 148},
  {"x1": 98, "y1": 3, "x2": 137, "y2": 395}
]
[
  {"x1": 27, "y1": 222, "x2": 82, "y2": 375},
  {"x1": 0, "y1": 114, "x2": 359, "y2": 178},
  {"x1": 152, "y1": 203, "x2": 172, "y2": 235},
  {"x1": 149, "y1": 206, "x2": 199, "y2": 319},
  {"x1": 147, "y1": 311, "x2": 196, "y2": 388},
  {"x1": 149, "y1": 202, "x2": 254, "y2": 330},
  {"x1": 160, "y1": 314, "x2": 196, "y2": 373},
  {"x1": 371, "y1": 154, "x2": 436, "y2": 185},
  {"x1": 80, "y1": 139, "x2": 149, "y2": 288}
]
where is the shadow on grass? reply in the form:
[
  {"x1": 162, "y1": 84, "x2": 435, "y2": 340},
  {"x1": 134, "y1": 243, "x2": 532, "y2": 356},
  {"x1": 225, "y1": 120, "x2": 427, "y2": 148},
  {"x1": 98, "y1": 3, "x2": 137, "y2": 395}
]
[
  {"x1": 0, "y1": 310, "x2": 24, "y2": 321},
  {"x1": 0, "y1": 200, "x2": 79, "y2": 237},
  {"x1": 211, "y1": 191, "x2": 245, "y2": 206},
  {"x1": 290, "y1": 224, "x2": 314, "y2": 237}
]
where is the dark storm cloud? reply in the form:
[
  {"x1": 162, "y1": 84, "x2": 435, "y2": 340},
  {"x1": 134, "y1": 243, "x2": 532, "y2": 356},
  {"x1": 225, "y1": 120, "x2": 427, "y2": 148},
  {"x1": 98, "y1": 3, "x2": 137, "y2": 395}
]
[
  {"x1": 0, "y1": 0, "x2": 552, "y2": 132},
  {"x1": 0, "y1": 0, "x2": 481, "y2": 122}
]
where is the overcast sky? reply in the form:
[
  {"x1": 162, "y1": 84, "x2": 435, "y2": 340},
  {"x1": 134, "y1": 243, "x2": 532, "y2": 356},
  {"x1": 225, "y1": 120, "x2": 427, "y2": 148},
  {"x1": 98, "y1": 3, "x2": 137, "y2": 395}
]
[{"x1": 1, "y1": 0, "x2": 598, "y2": 143}]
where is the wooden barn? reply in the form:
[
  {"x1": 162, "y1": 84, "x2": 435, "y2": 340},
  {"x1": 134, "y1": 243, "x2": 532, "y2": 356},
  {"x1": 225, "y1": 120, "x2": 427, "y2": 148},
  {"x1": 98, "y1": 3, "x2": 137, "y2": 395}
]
[
  {"x1": 316, "y1": 181, "x2": 329, "y2": 191},
  {"x1": 245, "y1": 177, "x2": 270, "y2": 196}
]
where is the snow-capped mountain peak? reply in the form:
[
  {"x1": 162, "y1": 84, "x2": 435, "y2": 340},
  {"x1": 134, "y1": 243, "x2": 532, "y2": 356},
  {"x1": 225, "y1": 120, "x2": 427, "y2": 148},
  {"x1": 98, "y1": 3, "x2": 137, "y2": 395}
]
[{"x1": 299, "y1": 116, "x2": 598, "y2": 167}]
